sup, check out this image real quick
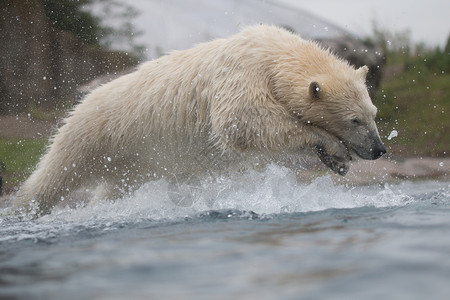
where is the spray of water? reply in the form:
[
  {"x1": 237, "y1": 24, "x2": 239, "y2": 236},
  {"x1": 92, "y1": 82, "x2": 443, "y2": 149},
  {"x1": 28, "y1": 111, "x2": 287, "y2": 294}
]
[
  {"x1": 0, "y1": 164, "x2": 415, "y2": 243},
  {"x1": 387, "y1": 130, "x2": 398, "y2": 140},
  {"x1": 29, "y1": 164, "x2": 410, "y2": 223}
]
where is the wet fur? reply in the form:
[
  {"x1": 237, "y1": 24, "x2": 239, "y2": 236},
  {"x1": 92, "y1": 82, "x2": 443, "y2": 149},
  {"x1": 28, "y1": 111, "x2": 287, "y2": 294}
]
[{"x1": 14, "y1": 25, "x2": 383, "y2": 215}]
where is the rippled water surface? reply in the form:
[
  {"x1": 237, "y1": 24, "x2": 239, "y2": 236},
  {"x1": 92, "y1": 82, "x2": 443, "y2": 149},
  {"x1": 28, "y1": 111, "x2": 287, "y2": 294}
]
[{"x1": 1, "y1": 165, "x2": 449, "y2": 300}]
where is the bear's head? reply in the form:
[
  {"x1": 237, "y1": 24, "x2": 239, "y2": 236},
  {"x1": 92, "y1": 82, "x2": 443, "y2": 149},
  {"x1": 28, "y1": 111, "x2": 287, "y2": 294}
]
[
  {"x1": 305, "y1": 65, "x2": 385, "y2": 160},
  {"x1": 277, "y1": 62, "x2": 386, "y2": 161}
]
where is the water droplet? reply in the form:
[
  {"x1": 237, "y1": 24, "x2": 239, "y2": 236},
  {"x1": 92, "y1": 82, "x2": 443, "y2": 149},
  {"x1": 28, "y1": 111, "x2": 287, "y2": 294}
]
[{"x1": 387, "y1": 130, "x2": 398, "y2": 140}]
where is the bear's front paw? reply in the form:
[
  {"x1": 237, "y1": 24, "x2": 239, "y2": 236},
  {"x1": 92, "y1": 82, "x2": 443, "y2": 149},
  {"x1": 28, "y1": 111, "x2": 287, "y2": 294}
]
[{"x1": 314, "y1": 144, "x2": 351, "y2": 176}]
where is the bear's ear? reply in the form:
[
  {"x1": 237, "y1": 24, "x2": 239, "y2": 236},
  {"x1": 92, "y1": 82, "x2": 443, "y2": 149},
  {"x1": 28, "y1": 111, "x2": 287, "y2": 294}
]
[
  {"x1": 309, "y1": 81, "x2": 321, "y2": 100},
  {"x1": 356, "y1": 65, "x2": 369, "y2": 80}
]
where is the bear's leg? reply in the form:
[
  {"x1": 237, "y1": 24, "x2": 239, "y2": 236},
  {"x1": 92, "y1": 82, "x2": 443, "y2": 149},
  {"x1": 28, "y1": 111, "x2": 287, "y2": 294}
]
[
  {"x1": 302, "y1": 126, "x2": 352, "y2": 175},
  {"x1": 91, "y1": 158, "x2": 156, "y2": 203},
  {"x1": 13, "y1": 149, "x2": 98, "y2": 217},
  {"x1": 313, "y1": 145, "x2": 350, "y2": 176}
]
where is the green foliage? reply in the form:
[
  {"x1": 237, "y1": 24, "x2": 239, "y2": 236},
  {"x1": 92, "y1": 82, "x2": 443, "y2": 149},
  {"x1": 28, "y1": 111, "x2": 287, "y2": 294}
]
[
  {"x1": 41, "y1": 0, "x2": 101, "y2": 45},
  {"x1": 374, "y1": 34, "x2": 450, "y2": 156},
  {"x1": 421, "y1": 48, "x2": 450, "y2": 73},
  {"x1": 367, "y1": 21, "x2": 412, "y2": 57},
  {"x1": 40, "y1": 0, "x2": 144, "y2": 57},
  {"x1": 0, "y1": 139, "x2": 48, "y2": 191}
]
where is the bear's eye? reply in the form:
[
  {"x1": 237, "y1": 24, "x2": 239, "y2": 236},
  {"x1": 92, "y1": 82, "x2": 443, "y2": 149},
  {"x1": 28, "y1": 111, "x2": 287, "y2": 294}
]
[{"x1": 351, "y1": 118, "x2": 362, "y2": 125}]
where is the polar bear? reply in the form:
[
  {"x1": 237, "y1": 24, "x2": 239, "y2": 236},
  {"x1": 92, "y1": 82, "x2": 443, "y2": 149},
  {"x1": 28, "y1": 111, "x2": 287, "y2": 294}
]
[{"x1": 14, "y1": 25, "x2": 385, "y2": 216}]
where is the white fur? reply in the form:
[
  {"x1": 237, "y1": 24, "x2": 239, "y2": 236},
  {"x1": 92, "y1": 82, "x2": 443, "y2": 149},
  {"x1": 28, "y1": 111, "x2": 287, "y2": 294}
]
[{"x1": 14, "y1": 25, "x2": 381, "y2": 215}]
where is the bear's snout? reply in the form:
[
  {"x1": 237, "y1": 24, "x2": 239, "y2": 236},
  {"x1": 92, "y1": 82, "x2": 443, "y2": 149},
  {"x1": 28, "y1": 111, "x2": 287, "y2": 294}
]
[
  {"x1": 350, "y1": 134, "x2": 386, "y2": 160},
  {"x1": 371, "y1": 143, "x2": 386, "y2": 160},
  {"x1": 370, "y1": 139, "x2": 386, "y2": 160}
]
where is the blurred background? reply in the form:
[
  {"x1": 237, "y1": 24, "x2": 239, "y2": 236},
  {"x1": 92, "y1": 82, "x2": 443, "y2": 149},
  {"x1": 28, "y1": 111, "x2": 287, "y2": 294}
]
[{"x1": 0, "y1": 0, "x2": 449, "y2": 194}]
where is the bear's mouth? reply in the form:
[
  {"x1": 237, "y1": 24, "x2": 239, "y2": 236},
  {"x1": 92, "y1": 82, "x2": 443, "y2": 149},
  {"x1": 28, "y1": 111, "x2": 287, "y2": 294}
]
[
  {"x1": 342, "y1": 139, "x2": 383, "y2": 161},
  {"x1": 348, "y1": 142, "x2": 386, "y2": 160},
  {"x1": 343, "y1": 131, "x2": 387, "y2": 160}
]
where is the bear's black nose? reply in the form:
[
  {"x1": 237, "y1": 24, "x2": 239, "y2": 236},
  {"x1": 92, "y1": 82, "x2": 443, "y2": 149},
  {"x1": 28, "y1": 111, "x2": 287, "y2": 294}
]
[{"x1": 372, "y1": 143, "x2": 386, "y2": 160}]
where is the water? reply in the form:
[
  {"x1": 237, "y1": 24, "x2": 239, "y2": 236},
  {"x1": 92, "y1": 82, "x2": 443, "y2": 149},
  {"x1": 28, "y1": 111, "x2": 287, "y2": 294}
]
[{"x1": 1, "y1": 165, "x2": 449, "y2": 300}]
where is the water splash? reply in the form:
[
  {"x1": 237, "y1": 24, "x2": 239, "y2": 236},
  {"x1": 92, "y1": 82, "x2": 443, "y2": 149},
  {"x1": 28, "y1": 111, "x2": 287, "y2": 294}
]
[
  {"x1": 1, "y1": 164, "x2": 413, "y2": 243},
  {"x1": 33, "y1": 164, "x2": 411, "y2": 223},
  {"x1": 387, "y1": 130, "x2": 398, "y2": 140}
]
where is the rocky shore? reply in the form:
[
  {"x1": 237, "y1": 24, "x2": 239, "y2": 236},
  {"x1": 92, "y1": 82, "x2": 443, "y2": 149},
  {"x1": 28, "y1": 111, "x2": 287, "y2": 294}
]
[{"x1": 327, "y1": 156, "x2": 450, "y2": 185}]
